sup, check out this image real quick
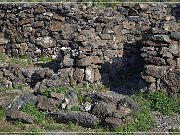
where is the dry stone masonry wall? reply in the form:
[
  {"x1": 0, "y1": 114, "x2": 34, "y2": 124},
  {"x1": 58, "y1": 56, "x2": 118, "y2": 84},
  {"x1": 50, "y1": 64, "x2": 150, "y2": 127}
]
[{"x1": 0, "y1": 3, "x2": 180, "y2": 96}]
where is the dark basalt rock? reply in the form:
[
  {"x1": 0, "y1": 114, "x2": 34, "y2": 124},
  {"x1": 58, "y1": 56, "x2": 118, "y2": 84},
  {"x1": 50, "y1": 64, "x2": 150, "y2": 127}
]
[{"x1": 48, "y1": 111, "x2": 100, "y2": 128}]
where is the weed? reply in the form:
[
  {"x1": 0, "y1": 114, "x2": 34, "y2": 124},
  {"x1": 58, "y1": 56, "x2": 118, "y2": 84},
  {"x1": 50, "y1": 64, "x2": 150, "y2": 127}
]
[
  {"x1": 147, "y1": 91, "x2": 180, "y2": 115},
  {"x1": 70, "y1": 106, "x2": 81, "y2": 111},
  {"x1": 132, "y1": 109, "x2": 155, "y2": 131},
  {"x1": 37, "y1": 56, "x2": 53, "y2": 63},
  {"x1": 169, "y1": 128, "x2": 180, "y2": 132},
  {"x1": 21, "y1": 102, "x2": 45, "y2": 124},
  {"x1": 14, "y1": 83, "x2": 25, "y2": 90},
  {"x1": 0, "y1": 106, "x2": 5, "y2": 120},
  {"x1": 73, "y1": 87, "x2": 84, "y2": 104},
  {"x1": 95, "y1": 84, "x2": 109, "y2": 92},
  {"x1": 43, "y1": 87, "x2": 67, "y2": 97},
  {"x1": 67, "y1": 122, "x2": 78, "y2": 131},
  {"x1": 0, "y1": 54, "x2": 32, "y2": 67}
]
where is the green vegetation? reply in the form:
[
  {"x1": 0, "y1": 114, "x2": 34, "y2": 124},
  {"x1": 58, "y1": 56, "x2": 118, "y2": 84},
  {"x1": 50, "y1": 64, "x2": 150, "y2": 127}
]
[
  {"x1": 73, "y1": 86, "x2": 85, "y2": 104},
  {"x1": 0, "y1": 106, "x2": 5, "y2": 120},
  {"x1": 147, "y1": 91, "x2": 180, "y2": 115},
  {"x1": 37, "y1": 56, "x2": 53, "y2": 63},
  {"x1": 169, "y1": 128, "x2": 180, "y2": 132},
  {"x1": 42, "y1": 87, "x2": 67, "y2": 97},
  {"x1": 0, "y1": 54, "x2": 32, "y2": 67},
  {"x1": 114, "y1": 90, "x2": 180, "y2": 132},
  {"x1": 14, "y1": 83, "x2": 25, "y2": 90},
  {"x1": 133, "y1": 91, "x2": 180, "y2": 116},
  {"x1": 70, "y1": 106, "x2": 81, "y2": 111},
  {"x1": 114, "y1": 106, "x2": 155, "y2": 132},
  {"x1": 21, "y1": 102, "x2": 45, "y2": 123}
]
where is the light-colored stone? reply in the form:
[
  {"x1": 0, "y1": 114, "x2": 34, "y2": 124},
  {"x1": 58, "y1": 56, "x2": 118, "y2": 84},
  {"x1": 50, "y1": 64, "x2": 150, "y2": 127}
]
[{"x1": 85, "y1": 67, "x2": 94, "y2": 83}]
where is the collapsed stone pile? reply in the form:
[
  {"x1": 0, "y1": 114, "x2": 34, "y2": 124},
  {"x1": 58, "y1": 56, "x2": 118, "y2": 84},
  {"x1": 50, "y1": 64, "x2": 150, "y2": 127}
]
[
  {"x1": 141, "y1": 23, "x2": 180, "y2": 97},
  {"x1": 0, "y1": 3, "x2": 180, "y2": 96},
  {"x1": 6, "y1": 88, "x2": 141, "y2": 128}
]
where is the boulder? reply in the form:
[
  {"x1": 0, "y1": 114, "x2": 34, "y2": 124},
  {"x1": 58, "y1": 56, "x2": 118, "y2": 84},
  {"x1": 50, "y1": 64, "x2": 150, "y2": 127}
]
[
  {"x1": 144, "y1": 65, "x2": 167, "y2": 78},
  {"x1": 9, "y1": 110, "x2": 34, "y2": 124},
  {"x1": 105, "y1": 117, "x2": 122, "y2": 126},
  {"x1": 92, "y1": 91, "x2": 127, "y2": 103},
  {"x1": 48, "y1": 111, "x2": 100, "y2": 128},
  {"x1": 91, "y1": 101, "x2": 116, "y2": 119},
  {"x1": 37, "y1": 96, "x2": 59, "y2": 111},
  {"x1": 117, "y1": 97, "x2": 141, "y2": 112},
  {"x1": 5, "y1": 93, "x2": 38, "y2": 117},
  {"x1": 50, "y1": 92, "x2": 65, "y2": 101},
  {"x1": 162, "y1": 70, "x2": 180, "y2": 97}
]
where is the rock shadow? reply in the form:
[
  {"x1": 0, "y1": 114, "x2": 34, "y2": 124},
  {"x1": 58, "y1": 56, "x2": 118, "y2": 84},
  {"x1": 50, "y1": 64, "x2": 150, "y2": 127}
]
[{"x1": 100, "y1": 41, "x2": 145, "y2": 95}]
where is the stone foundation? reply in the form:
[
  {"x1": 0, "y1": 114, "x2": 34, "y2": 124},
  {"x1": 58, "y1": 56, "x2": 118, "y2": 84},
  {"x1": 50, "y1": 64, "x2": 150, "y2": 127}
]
[{"x1": 0, "y1": 3, "x2": 180, "y2": 96}]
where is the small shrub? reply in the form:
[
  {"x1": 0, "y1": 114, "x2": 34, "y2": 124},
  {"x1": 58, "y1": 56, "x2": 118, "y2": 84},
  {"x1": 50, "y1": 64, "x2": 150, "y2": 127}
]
[
  {"x1": 21, "y1": 103, "x2": 44, "y2": 123},
  {"x1": 43, "y1": 87, "x2": 67, "y2": 97}
]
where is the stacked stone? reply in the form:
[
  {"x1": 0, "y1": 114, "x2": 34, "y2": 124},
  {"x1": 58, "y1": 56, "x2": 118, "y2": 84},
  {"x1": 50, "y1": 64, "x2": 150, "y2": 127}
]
[
  {"x1": 0, "y1": 3, "x2": 179, "y2": 96},
  {"x1": 141, "y1": 19, "x2": 180, "y2": 97}
]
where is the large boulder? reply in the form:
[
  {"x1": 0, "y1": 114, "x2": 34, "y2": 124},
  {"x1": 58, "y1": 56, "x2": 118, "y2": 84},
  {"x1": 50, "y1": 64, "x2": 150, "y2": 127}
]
[{"x1": 48, "y1": 111, "x2": 100, "y2": 128}]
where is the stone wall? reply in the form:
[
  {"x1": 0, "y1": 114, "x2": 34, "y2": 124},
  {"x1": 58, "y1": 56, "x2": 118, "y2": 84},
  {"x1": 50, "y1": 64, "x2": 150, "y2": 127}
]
[{"x1": 0, "y1": 3, "x2": 179, "y2": 96}]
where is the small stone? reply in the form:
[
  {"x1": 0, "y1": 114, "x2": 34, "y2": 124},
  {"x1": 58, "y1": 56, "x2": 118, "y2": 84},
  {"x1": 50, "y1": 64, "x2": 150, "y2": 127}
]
[
  {"x1": 50, "y1": 92, "x2": 64, "y2": 101},
  {"x1": 145, "y1": 65, "x2": 167, "y2": 78},
  {"x1": 62, "y1": 54, "x2": 74, "y2": 67},
  {"x1": 99, "y1": 34, "x2": 112, "y2": 40},
  {"x1": 75, "y1": 57, "x2": 92, "y2": 66},
  {"x1": 19, "y1": 18, "x2": 34, "y2": 26},
  {"x1": 49, "y1": 21, "x2": 64, "y2": 31},
  {"x1": 85, "y1": 67, "x2": 94, "y2": 83},
  {"x1": 141, "y1": 73, "x2": 156, "y2": 83},
  {"x1": 105, "y1": 117, "x2": 122, "y2": 126},
  {"x1": 176, "y1": 58, "x2": 180, "y2": 69},
  {"x1": 171, "y1": 32, "x2": 180, "y2": 40},
  {"x1": 148, "y1": 34, "x2": 171, "y2": 43},
  {"x1": 34, "y1": 6, "x2": 46, "y2": 14},
  {"x1": 73, "y1": 68, "x2": 84, "y2": 82},
  {"x1": 94, "y1": 68, "x2": 101, "y2": 82}
]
